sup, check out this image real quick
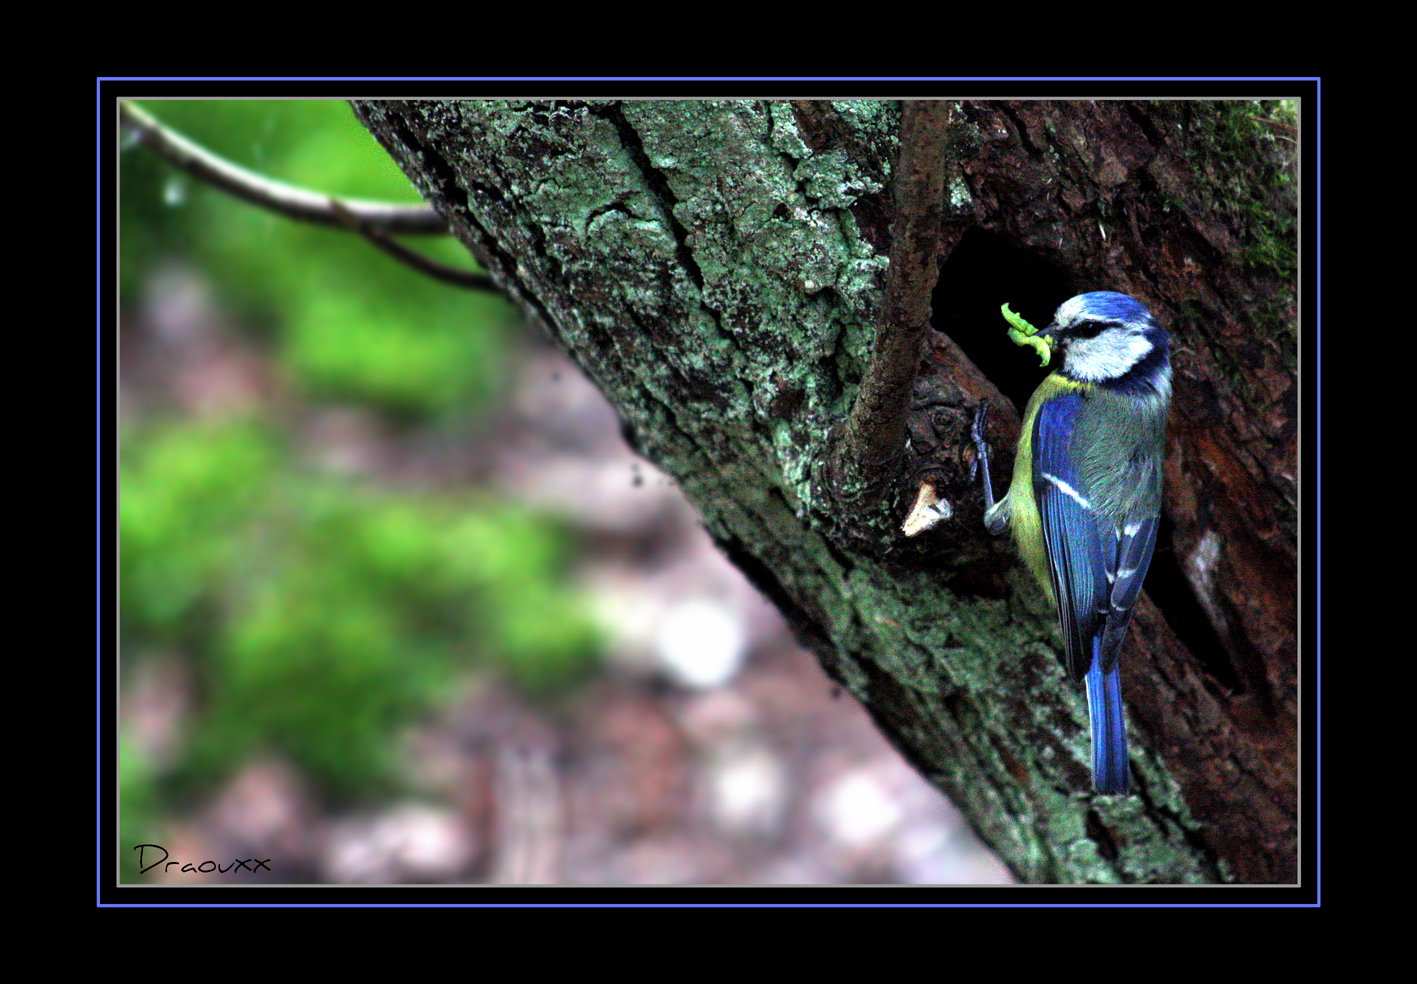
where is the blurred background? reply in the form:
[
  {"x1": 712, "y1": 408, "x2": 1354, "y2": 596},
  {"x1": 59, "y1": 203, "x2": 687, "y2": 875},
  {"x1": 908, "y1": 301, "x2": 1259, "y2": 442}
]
[{"x1": 118, "y1": 99, "x2": 1012, "y2": 885}]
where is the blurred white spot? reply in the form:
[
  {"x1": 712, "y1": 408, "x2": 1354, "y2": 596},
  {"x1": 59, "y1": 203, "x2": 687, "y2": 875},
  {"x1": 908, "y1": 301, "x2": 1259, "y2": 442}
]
[
  {"x1": 654, "y1": 598, "x2": 746, "y2": 689},
  {"x1": 163, "y1": 177, "x2": 187, "y2": 207},
  {"x1": 709, "y1": 748, "x2": 786, "y2": 834},
  {"x1": 816, "y1": 768, "x2": 902, "y2": 847},
  {"x1": 326, "y1": 805, "x2": 472, "y2": 883}
]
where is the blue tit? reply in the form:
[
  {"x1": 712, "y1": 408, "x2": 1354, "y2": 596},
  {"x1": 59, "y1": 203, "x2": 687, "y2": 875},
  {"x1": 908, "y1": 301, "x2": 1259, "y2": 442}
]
[{"x1": 975, "y1": 291, "x2": 1171, "y2": 795}]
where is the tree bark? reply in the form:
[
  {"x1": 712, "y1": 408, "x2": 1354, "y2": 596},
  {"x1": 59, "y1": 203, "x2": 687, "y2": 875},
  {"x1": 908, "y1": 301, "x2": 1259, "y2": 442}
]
[{"x1": 353, "y1": 99, "x2": 1297, "y2": 884}]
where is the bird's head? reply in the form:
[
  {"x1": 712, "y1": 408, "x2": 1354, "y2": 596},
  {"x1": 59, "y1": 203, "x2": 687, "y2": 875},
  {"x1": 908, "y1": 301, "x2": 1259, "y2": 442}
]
[{"x1": 1043, "y1": 291, "x2": 1170, "y2": 386}]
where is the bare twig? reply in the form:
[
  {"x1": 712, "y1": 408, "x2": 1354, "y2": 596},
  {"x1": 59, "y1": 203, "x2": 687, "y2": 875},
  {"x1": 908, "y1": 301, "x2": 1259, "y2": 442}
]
[
  {"x1": 829, "y1": 100, "x2": 950, "y2": 511},
  {"x1": 328, "y1": 201, "x2": 499, "y2": 292},
  {"x1": 120, "y1": 100, "x2": 447, "y2": 233},
  {"x1": 120, "y1": 100, "x2": 502, "y2": 292}
]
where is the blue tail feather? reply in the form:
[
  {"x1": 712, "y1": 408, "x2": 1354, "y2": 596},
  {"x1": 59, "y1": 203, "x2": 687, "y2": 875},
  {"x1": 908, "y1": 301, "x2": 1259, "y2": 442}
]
[{"x1": 1084, "y1": 649, "x2": 1129, "y2": 795}]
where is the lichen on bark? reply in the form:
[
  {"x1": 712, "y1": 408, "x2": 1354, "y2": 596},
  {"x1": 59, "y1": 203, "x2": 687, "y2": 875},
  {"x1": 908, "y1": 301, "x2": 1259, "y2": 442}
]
[{"x1": 352, "y1": 98, "x2": 1297, "y2": 885}]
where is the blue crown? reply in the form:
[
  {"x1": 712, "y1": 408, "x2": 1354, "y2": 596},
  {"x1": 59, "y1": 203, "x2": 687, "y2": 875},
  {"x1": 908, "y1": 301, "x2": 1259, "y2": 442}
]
[{"x1": 1074, "y1": 291, "x2": 1154, "y2": 326}]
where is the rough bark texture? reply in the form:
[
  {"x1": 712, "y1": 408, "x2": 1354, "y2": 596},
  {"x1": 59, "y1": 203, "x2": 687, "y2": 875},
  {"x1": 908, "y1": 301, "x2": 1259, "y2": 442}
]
[{"x1": 352, "y1": 99, "x2": 1298, "y2": 884}]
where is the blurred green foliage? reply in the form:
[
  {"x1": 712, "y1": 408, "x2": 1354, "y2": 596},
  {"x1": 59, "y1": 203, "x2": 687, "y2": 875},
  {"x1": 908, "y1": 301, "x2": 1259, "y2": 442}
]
[
  {"x1": 120, "y1": 102, "x2": 603, "y2": 876},
  {"x1": 121, "y1": 419, "x2": 600, "y2": 798}
]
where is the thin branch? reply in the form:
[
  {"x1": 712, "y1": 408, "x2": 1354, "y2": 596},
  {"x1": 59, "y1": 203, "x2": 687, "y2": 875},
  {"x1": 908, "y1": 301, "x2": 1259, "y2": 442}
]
[
  {"x1": 120, "y1": 100, "x2": 449, "y2": 234},
  {"x1": 120, "y1": 100, "x2": 503, "y2": 293},
  {"x1": 829, "y1": 100, "x2": 950, "y2": 509},
  {"x1": 327, "y1": 201, "x2": 499, "y2": 292}
]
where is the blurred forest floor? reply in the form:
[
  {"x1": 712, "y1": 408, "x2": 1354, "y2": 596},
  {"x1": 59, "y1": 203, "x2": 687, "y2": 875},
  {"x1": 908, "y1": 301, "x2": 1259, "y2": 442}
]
[{"x1": 121, "y1": 256, "x2": 1012, "y2": 886}]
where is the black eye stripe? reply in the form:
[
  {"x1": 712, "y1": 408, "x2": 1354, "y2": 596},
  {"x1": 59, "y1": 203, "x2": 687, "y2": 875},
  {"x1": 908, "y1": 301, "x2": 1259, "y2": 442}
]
[{"x1": 1070, "y1": 320, "x2": 1111, "y2": 339}]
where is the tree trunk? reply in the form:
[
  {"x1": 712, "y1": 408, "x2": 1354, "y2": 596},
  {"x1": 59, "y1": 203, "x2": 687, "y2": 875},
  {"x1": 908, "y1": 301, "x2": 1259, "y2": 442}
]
[{"x1": 353, "y1": 99, "x2": 1297, "y2": 884}]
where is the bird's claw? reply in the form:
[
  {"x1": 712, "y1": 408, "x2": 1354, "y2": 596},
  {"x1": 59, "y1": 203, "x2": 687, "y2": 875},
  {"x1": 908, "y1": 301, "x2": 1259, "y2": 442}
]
[{"x1": 969, "y1": 403, "x2": 991, "y2": 480}]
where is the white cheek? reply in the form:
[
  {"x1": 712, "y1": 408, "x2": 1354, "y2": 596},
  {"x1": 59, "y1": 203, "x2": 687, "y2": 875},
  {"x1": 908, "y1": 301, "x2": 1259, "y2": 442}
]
[{"x1": 1065, "y1": 333, "x2": 1153, "y2": 380}]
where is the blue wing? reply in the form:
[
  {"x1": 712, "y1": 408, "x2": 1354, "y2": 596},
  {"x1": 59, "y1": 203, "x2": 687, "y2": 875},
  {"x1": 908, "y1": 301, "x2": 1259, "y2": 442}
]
[
  {"x1": 1032, "y1": 393, "x2": 1139, "y2": 794},
  {"x1": 1031, "y1": 394, "x2": 1108, "y2": 681},
  {"x1": 1096, "y1": 511, "x2": 1158, "y2": 674}
]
